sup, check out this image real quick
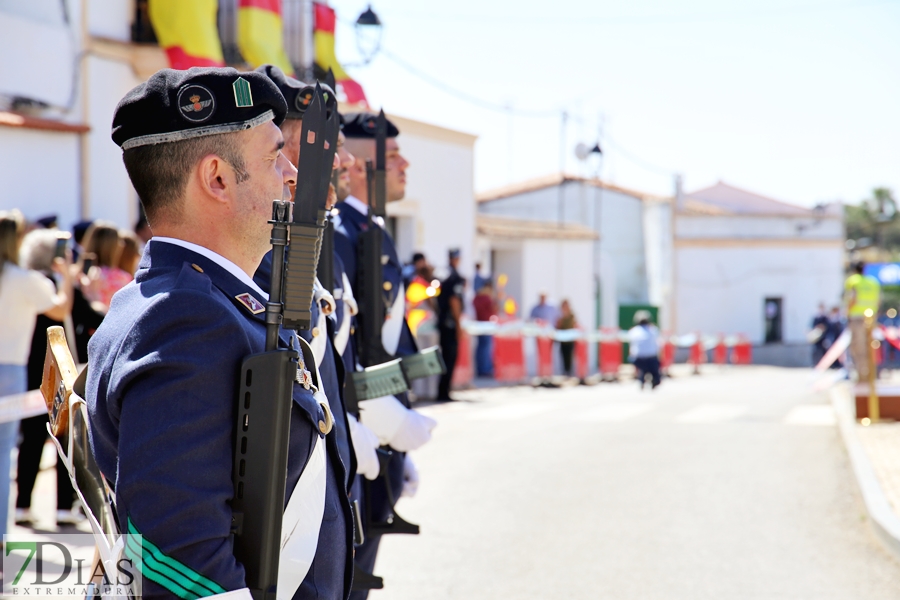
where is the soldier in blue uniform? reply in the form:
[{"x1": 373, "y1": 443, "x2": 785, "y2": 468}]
[
  {"x1": 253, "y1": 65, "x2": 359, "y2": 494},
  {"x1": 334, "y1": 112, "x2": 437, "y2": 598},
  {"x1": 86, "y1": 67, "x2": 351, "y2": 599}
]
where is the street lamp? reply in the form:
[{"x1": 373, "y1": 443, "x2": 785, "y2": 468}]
[{"x1": 354, "y1": 5, "x2": 383, "y2": 66}]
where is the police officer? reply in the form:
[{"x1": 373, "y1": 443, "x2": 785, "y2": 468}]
[
  {"x1": 87, "y1": 67, "x2": 351, "y2": 599},
  {"x1": 437, "y1": 248, "x2": 465, "y2": 401},
  {"x1": 334, "y1": 112, "x2": 437, "y2": 599}
]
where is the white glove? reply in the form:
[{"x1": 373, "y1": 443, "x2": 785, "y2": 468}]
[
  {"x1": 347, "y1": 414, "x2": 380, "y2": 480},
  {"x1": 358, "y1": 396, "x2": 437, "y2": 452},
  {"x1": 390, "y1": 409, "x2": 437, "y2": 452},
  {"x1": 402, "y1": 454, "x2": 419, "y2": 498}
]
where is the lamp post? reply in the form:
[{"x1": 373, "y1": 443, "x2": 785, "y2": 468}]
[{"x1": 352, "y1": 5, "x2": 383, "y2": 66}]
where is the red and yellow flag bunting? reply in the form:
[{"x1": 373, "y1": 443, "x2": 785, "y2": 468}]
[
  {"x1": 237, "y1": 0, "x2": 295, "y2": 75},
  {"x1": 148, "y1": 0, "x2": 225, "y2": 70},
  {"x1": 313, "y1": 3, "x2": 368, "y2": 106}
]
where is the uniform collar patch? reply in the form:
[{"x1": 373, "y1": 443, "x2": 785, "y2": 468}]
[{"x1": 235, "y1": 292, "x2": 265, "y2": 315}]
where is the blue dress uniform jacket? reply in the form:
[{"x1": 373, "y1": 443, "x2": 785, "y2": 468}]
[
  {"x1": 331, "y1": 253, "x2": 358, "y2": 403},
  {"x1": 255, "y1": 251, "x2": 356, "y2": 491},
  {"x1": 332, "y1": 201, "x2": 418, "y2": 362},
  {"x1": 86, "y1": 241, "x2": 351, "y2": 600},
  {"x1": 332, "y1": 202, "x2": 413, "y2": 599}
]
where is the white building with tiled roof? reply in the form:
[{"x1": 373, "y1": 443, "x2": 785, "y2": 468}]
[
  {"x1": 476, "y1": 174, "x2": 673, "y2": 331},
  {"x1": 674, "y1": 181, "x2": 844, "y2": 344}
]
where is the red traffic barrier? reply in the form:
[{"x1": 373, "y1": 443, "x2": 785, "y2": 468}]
[
  {"x1": 536, "y1": 336, "x2": 554, "y2": 378},
  {"x1": 575, "y1": 338, "x2": 589, "y2": 380},
  {"x1": 660, "y1": 333, "x2": 675, "y2": 371},
  {"x1": 452, "y1": 328, "x2": 473, "y2": 388},
  {"x1": 494, "y1": 333, "x2": 526, "y2": 383},
  {"x1": 599, "y1": 329, "x2": 622, "y2": 381},
  {"x1": 689, "y1": 333, "x2": 705, "y2": 373},
  {"x1": 732, "y1": 335, "x2": 752, "y2": 365},
  {"x1": 713, "y1": 335, "x2": 728, "y2": 365}
]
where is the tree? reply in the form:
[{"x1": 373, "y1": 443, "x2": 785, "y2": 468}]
[{"x1": 845, "y1": 187, "x2": 899, "y2": 252}]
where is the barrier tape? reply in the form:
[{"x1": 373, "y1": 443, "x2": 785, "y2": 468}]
[
  {"x1": 463, "y1": 320, "x2": 750, "y2": 350},
  {"x1": 0, "y1": 390, "x2": 47, "y2": 425}
]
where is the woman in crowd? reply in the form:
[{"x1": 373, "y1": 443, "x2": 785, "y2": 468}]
[
  {"x1": 16, "y1": 229, "x2": 79, "y2": 524},
  {"x1": 118, "y1": 229, "x2": 141, "y2": 276},
  {"x1": 556, "y1": 299, "x2": 578, "y2": 377},
  {"x1": 0, "y1": 211, "x2": 74, "y2": 536},
  {"x1": 81, "y1": 221, "x2": 131, "y2": 310}
]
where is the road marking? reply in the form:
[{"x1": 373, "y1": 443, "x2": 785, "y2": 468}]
[
  {"x1": 782, "y1": 404, "x2": 836, "y2": 426},
  {"x1": 468, "y1": 403, "x2": 554, "y2": 421},
  {"x1": 676, "y1": 404, "x2": 747, "y2": 423},
  {"x1": 578, "y1": 402, "x2": 655, "y2": 422}
]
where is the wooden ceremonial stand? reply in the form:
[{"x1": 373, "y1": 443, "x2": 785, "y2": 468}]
[{"x1": 855, "y1": 309, "x2": 893, "y2": 421}]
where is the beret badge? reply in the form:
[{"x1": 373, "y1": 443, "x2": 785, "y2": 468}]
[
  {"x1": 177, "y1": 85, "x2": 216, "y2": 123},
  {"x1": 295, "y1": 87, "x2": 315, "y2": 113}
]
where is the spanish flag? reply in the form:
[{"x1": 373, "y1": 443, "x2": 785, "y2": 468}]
[
  {"x1": 237, "y1": 0, "x2": 295, "y2": 75},
  {"x1": 148, "y1": 0, "x2": 225, "y2": 70},
  {"x1": 313, "y1": 3, "x2": 367, "y2": 106}
]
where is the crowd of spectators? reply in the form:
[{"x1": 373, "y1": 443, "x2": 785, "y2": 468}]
[{"x1": 0, "y1": 210, "x2": 147, "y2": 533}]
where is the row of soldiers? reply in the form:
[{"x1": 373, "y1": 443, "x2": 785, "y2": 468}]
[{"x1": 67, "y1": 65, "x2": 441, "y2": 599}]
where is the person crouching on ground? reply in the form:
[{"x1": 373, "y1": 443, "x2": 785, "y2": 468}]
[{"x1": 629, "y1": 310, "x2": 661, "y2": 389}]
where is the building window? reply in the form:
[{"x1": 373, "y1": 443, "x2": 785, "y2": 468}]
[
  {"x1": 764, "y1": 297, "x2": 783, "y2": 344},
  {"x1": 132, "y1": 0, "x2": 157, "y2": 43}
]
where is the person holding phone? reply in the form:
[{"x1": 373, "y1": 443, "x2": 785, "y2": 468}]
[
  {"x1": 80, "y1": 221, "x2": 132, "y2": 310},
  {"x1": 16, "y1": 228, "x2": 82, "y2": 525},
  {"x1": 0, "y1": 211, "x2": 75, "y2": 537}
]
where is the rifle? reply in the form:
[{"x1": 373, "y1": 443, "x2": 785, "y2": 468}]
[
  {"x1": 231, "y1": 86, "x2": 336, "y2": 600},
  {"x1": 350, "y1": 110, "x2": 419, "y2": 538}
]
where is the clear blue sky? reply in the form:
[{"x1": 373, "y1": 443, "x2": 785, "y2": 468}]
[{"x1": 332, "y1": 0, "x2": 900, "y2": 207}]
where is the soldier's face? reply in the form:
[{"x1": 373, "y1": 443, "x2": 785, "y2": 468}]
[
  {"x1": 233, "y1": 122, "x2": 297, "y2": 254},
  {"x1": 336, "y1": 131, "x2": 354, "y2": 201},
  {"x1": 385, "y1": 138, "x2": 409, "y2": 202}
]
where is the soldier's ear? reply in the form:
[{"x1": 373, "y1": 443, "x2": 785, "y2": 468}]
[{"x1": 196, "y1": 154, "x2": 231, "y2": 206}]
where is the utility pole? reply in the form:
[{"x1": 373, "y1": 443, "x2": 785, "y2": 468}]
[{"x1": 558, "y1": 110, "x2": 568, "y2": 226}]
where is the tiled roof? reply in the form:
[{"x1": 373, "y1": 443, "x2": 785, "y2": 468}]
[
  {"x1": 680, "y1": 182, "x2": 831, "y2": 217},
  {"x1": 476, "y1": 173, "x2": 665, "y2": 204},
  {"x1": 476, "y1": 214, "x2": 598, "y2": 241}
]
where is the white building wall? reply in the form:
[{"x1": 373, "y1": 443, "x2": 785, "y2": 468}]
[
  {"x1": 642, "y1": 198, "x2": 674, "y2": 330},
  {"x1": 677, "y1": 214, "x2": 843, "y2": 240},
  {"x1": 84, "y1": 55, "x2": 140, "y2": 228},
  {"x1": 88, "y1": 0, "x2": 133, "y2": 41},
  {"x1": 491, "y1": 243, "x2": 523, "y2": 314},
  {"x1": 675, "y1": 243, "x2": 845, "y2": 343},
  {"x1": 0, "y1": 128, "x2": 80, "y2": 227},
  {"x1": 478, "y1": 181, "x2": 650, "y2": 316},
  {"x1": 387, "y1": 116, "x2": 476, "y2": 284},
  {"x1": 520, "y1": 238, "x2": 594, "y2": 329}
]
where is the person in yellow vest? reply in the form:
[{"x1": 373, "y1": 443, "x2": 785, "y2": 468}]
[{"x1": 844, "y1": 261, "x2": 881, "y2": 381}]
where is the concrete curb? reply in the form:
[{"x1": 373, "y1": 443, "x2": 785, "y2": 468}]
[{"x1": 831, "y1": 384, "x2": 900, "y2": 562}]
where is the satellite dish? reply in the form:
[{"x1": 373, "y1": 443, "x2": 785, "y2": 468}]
[{"x1": 575, "y1": 142, "x2": 590, "y2": 161}]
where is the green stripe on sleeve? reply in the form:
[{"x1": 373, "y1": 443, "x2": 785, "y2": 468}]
[{"x1": 127, "y1": 517, "x2": 230, "y2": 597}]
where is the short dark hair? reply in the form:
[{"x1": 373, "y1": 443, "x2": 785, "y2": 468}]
[
  {"x1": 122, "y1": 132, "x2": 249, "y2": 224},
  {"x1": 852, "y1": 261, "x2": 865, "y2": 274},
  {"x1": 412, "y1": 252, "x2": 425, "y2": 263}
]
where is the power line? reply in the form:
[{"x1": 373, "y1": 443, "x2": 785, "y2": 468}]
[
  {"x1": 378, "y1": 48, "x2": 560, "y2": 118},
  {"x1": 376, "y1": 0, "x2": 894, "y2": 26}
]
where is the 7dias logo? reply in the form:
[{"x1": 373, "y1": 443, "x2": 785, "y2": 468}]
[{"x1": 3, "y1": 534, "x2": 143, "y2": 597}]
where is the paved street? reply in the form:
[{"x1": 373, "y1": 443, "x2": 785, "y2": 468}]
[{"x1": 374, "y1": 366, "x2": 900, "y2": 599}]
